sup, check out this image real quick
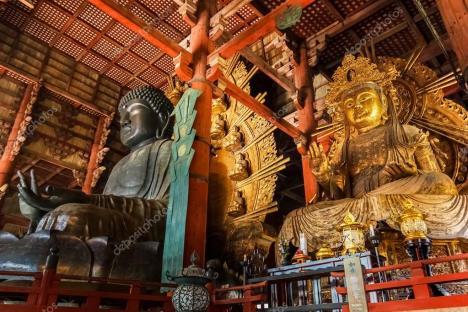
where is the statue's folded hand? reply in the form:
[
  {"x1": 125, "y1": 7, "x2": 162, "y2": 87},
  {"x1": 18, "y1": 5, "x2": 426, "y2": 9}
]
[{"x1": 379, "y1": 161, "x2": 418, "y2": 183}]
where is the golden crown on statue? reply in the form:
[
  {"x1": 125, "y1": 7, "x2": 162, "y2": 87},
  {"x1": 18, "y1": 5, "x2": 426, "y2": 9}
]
[{"x1": 325, "y1": 54, "x2": 399, "y2": 116}]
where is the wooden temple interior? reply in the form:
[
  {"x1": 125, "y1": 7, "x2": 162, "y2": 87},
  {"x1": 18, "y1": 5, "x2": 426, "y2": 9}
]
[{"x1": 0, "y1": 0, "x2": 466, "y2": 311}]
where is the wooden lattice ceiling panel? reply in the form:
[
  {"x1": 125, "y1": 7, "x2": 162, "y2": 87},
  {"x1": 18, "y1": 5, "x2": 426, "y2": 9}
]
[
  {"x1": 131, "y1": 39, "x2": 161, "y2": 61},
  {"x1": 0, "y1": 5, "x2": 28, "y2": 28},
  {"x1": 81, "y1": 52, "x2": 109, "y2": 72},
  {"x1": 292, "y1": 0, "x2": 336, "y2": 38},
  {"x1": 51, "y1": 0, "x2": 83, "y2": 14},
  {"x1": 375, "y1": 27, "x2": 417, "y2": 58},
  {"x1": 320, "y1": 31, "x2": 357, "y2": 65},
  {"x1": 79, "y1": 4, "x2": 113, "y2": 31},
  {"x1": 352, "y1": 2, "x2": 406, "y2": 38},
  {"x1": 24, "y1": 19, "x2": 57, "y2": 44},
  {"x1": 54, "y1": 37, "x2": 85, "y2": 59},
  {"x1": 35, "y1": 2, "x2": 69, "y2": 30},
  {"x1": 138, "y1": 66, "x2": 166, "y2": 86},
  {"x1": 329, "y1": 0, "x2": 374, "y2": 17},
  {"x1": 117, "y1": 53, "x2": 146, "y2": 73},
  {"x1": 155, "y1": 54, "x2": 174, "y2": 75},
  {"x1": 105, "y1": 65, "x2": 132, "y2": 85},
  {"x1": 66, "y1": 20, "x2": 99, "y2": 45}
]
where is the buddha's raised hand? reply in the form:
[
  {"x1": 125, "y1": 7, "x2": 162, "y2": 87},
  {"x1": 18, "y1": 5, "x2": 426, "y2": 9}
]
[
  {"x1": 18, "y1": 170, "x2": 88, "y2": 212},
  {"x1": 309, "y1": 142, "x2": 330, "y2": 182}
]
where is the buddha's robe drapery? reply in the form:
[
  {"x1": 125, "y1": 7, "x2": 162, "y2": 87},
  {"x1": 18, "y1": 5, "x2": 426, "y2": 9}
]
[
  {"x1": 36, "y1": 139, "x2": 172, "y2": 242},
  {"x1": 278, "y1": 125, "x2": 467, "y2": 257}
]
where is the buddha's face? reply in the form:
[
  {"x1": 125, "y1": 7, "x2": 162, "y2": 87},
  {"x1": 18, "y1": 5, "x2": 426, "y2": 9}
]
[
  {"x1": 343, "y1": 86, "x2": 385, "y2": 132},
  {"x1": 119, "y1": 100, "x2": 157, "y2": 148}
]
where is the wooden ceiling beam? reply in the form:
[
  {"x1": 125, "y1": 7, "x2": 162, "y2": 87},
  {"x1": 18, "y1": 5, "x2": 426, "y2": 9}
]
[
  {"x1": 11, "y1": 159, "x2": 40, "y2": 181},
  {"x1": 211, "y1": 0, "x2": 317, "y2": 59},
  {"x1": 418, "y1": 34, "x2": 451, "y2": 63},
  {"x1": 87, "y1": 0, "x2": 191, "y2": 59},
  {"x1": 123, "y1": 51, "x2": 166, "y2": 87},
  {"x1": 0, "y1": 62, "x2": 110, "y2": 118},
  {"x1": 241, "y1": 47, "x2": 295, "y2": 92},
  {"x1": 306, "y1": 0, "x2": 393, "y2": 45},
  {"x1": 218, "y1": 74, "x2": 303, "y2": 139},
  {"x1": 38, "y1": 167, "x2": 66, "y2": 187},
  {"x1": 396, "y1": 0, "x2": 426, "y2": 45},
  {"x1": 49, "y1": 1, "x2": 89, "y2": 47}
]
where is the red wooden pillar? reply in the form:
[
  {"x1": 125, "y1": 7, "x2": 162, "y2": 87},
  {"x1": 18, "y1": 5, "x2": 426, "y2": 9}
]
[
  {"x1": 82, "y1": 116, "x2": 105, "y2": 194},
  {"x1": 0, "y1": 83, "x2": 34, "y2": 187},
  {"x1": 0, "y1": 83, "x2": 35, "y2": 226},
  {"x1": 436, "y1": 0, "x2": 468, "y2": 82},
  {"x1": 292, "y1": 42, "x2": 317, "y2": 204},
  {"x1": 182, "y1": 0, "x2": 214, "y2": 266}
]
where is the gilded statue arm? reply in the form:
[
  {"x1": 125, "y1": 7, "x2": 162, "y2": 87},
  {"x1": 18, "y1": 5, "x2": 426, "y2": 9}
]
[
  {"x1": 309, "y1": 142, "x2": 346, "y2": 199},
  {"x1": 413, "y1": 130, "x2": 441, "y2": 172}
]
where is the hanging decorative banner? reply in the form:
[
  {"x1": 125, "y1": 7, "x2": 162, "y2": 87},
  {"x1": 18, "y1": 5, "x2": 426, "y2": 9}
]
[
  {"x1": 344, "y1": 255, "x2": 368, "y2": 312},
  {"x1": 162, "y1": 88, "x2": 201, "y2": 282}
]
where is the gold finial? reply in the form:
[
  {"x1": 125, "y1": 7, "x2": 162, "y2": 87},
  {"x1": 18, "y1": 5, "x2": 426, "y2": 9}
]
[
  {"x1": 343, "y1": 211, "x2": 355, "y2": 224},
  {"x1": 325, "y1": 54, "x2": 399, "y2": 115}
]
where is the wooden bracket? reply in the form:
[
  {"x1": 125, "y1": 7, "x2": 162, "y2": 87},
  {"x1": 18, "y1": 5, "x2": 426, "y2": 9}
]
[
  {"x1": 207, "y1": 53, "x2": 227, "y2": 82},
  {"x1": 209, "y1": 14, "x2": 228, "y2": 42},
  {"x1": 174, "y1": 51, "x2": 193, "y2": 82},
  {"x1": 176, "y1": 0, "x2": 197, "y2": 28}
]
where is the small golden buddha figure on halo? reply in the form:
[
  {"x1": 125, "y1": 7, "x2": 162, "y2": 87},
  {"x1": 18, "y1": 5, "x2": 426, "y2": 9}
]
[
  {"x1": 278, "y1": 55, "x2": 467, "y2": 259},
  {"x1": 229, "y1": 152, "x2": 249, "y2": 181},
  {"x1": 223, "y1": 125, "x2": 243, "y2": 152},
  {"x1": 227, "y1": 190, "x2": 246, "y2": 217},
  {"x1": 210, "y1": 114, "x2": 226, "y2": 140}
]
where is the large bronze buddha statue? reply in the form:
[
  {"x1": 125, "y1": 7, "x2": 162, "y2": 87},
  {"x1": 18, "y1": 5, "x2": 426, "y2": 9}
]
[
  {"x1": 0, "y1": 86, "x2": 173, "y2": 279},
  {"x1": 278, "y1": 55, "x2": 467, "y2": 257}
]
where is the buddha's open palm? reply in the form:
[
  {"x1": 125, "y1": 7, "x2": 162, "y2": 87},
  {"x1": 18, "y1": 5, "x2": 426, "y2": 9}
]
[{"x1": 309, "y1": 142, "x2": 330, "y2": 181}]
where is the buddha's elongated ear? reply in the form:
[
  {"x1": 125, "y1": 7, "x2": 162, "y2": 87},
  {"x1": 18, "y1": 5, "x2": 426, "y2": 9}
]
[
  {"x1": 381, "y1": 92, "x2": 389, "y2": 124},
  {"x1": 155, "y1": 110, "x2": 173, "y2": 139}
]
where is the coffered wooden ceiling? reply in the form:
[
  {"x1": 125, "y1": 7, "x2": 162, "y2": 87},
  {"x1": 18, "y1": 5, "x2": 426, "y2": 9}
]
[
  {"x1": 0, "y1": 0, "x2": 459, "y2": 200},
  {"x1": 1, "y1": 0, "x2": 452, "y2": 94}
]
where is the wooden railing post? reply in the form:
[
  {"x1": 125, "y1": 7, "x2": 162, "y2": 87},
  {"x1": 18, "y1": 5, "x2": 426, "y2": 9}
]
[
  {"x1": 126, "y1": 282, "x2": 141, "y2": 312},
  {"x1": 410, "y1": 262, "x2": 431, "y2": 299},
  {"x1": 37, "y1": 248, "x2": 59, "y2": 312},
  {"x1": 242, "y1": 288, "x2": 255, "y2": 312}
]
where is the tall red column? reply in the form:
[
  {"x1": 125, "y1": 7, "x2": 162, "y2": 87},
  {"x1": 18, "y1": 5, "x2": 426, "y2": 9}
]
[
  {"x1": 82, "y1": 116, "x2": 105, "y2": 194},
  {"x1": 182, "y1": 0, "x2": 214, "y2": 265},
  {"x1": 0, "y1": 83, "x2": 35, "y2": 225},
  {"x1": 292, "y1": 42, "x2": 317, "y2": 204},
  {"x1": 436, "y1": 0, "x2": 468, "y2": 83}
]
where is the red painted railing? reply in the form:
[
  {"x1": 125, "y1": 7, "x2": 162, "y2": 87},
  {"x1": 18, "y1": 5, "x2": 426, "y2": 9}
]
[
  {"x1": 332, "y1": 253, "x2": 468, "y2": 312},
  {"x1": 0, "y1": 268, "x2": 175, "y2": 312},
  {"x1": 211, "y1": 281, "x2": 268, "y2": 312}
]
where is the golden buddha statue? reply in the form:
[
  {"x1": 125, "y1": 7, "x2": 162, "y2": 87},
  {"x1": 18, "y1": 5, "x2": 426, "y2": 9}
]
[
  {"x1": 211, "y1": 114, "x2": 226, "y2": 140},
  {"x1": 223, "y1": 125, "x2": 243, "y2": 152},
  {"x1": 227, "y1": 190, "x2": 246, "y2": 217},
  {"x1": 229, "y1": 152, "x2": 249, "y2": 181},
  {"x1": 278, "y1": 55, "x2": 467, "y2": 257}
]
